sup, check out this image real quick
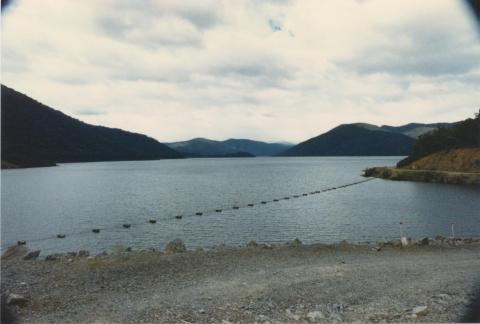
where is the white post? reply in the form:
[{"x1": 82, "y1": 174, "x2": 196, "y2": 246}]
[{"x1": 400, "y1": 220, "x2": 409, "y2": 247}]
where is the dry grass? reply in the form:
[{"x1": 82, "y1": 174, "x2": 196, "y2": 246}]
[{"x1": 403, "y1": 148, "x2": 480, "y2": 173}]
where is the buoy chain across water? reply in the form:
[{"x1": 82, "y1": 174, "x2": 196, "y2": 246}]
[{"x1": 10, "y1": 178, "x2": 375, "y2": 247}]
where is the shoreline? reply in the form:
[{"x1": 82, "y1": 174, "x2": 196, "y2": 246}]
[
  {"x1": 364, "y1": 167, "x2": 480, "y2": 184},
  {"x1": 2, "y1": 237, "x2": 480, "y2": 322}
]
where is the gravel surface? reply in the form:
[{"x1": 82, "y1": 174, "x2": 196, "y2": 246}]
[{"x1": 2, "y1": 241, "x2": 480, "y2": 323}]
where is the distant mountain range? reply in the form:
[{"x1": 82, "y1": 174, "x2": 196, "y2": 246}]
[
  {"x1": 166, "y1": 138, "x2": 292, "y2": 157},
  {"x1": 360, "y1": 122, "x2": 457, "y2": 139},
  {"x1": 278, "y1": 122, "x2": 456, "y2": 157},
  {"x1": 1, "y1": 85, "x2": 182, "y2": 168},
  {"x1": 1, "y1": 85, "x2": 460, "y2": 167}
]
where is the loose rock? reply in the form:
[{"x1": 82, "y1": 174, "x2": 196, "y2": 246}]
[
  {"x1": 419, "y1": 237, "x2": 430, "y2": 246},
  {"x1": 435, "y1": 235, "x2": 445, "y2": 241},
  {"x1": 246, "y1": 240, "x2": 258, "y2": 248},
  {"x1": 164, "y1": 239, "x2": 186, "y2": 254},
  {"x1": 45, "y1": 254, "x2": 62, "y2": 261},
  {"x1": 1, "y1": 245, "x2": 28, "y2": 260},
  {"x1": 376, "y1": 240, "x2": 386, "y2": 247},
  {"x1": 391, "y1": 239, "x2": 402, "y2": 247},
  {"x1": 23, "y1": 250, "x2": 41, "y2": 260},
  {"x1": 291, "y1": 238, "x2": 302, "y2": 246},
  {"x1": 340, "y1": 240, "x2": 350, "y2": 247},
  {"x1": 411, "y1": 305, "x2": 428, "y2": 316},
  {"x1": 7, "y1": 294, "x2": 29, "y2": 307},
  {"x1": 307, "y1": 310, "x2": 325, "y2": 322},
  {"x1": 286, "y1": 309, "x2": 301, "y2": 321}
]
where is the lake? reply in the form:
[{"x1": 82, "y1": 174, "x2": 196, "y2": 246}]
[{"x1": 2, "y1": 157, "x2": 480, "y2": 255}]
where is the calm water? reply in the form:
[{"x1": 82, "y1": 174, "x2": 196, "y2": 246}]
[{"x1": 2, "y1": 157, "x2": 480, "y2": 255}]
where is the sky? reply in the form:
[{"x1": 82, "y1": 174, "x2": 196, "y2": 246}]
[{"x1": 2, "y1": 0, "x2": 480, "y2": 143}]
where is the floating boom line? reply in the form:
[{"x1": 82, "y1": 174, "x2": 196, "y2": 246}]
[{"x1": 4, "y1": 178, "x2": 376, "y2": 248}]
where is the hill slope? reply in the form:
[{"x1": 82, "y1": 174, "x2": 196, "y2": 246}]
[
  {"x1": 380, "y1": 122, "x2": 456, "y2": 138},
  {"x1": 166, "y1": 138, "x2": 244, "y2": 158},
  {"x1": 221, "y1": 139, "x2": 291, "y2": 156},
  {"x1": 278, "y1": 124, "x2": 415, "y2": 156},
  {"x1": 1, "y1": 85, "x2": 182, "y2": 168},
  {"x1": 402, "y1": 148, "x2": 480, "y2": 173},
  {"x1": 397, "y1": 111, "x2": 480, "y2": 169},
  {"x1": 364, "y1": 111, "x2": 480, "y2": 184},
  {"x1": 166, "y1": 138, "x2": 291, "y2": 157},
  {"x1": 345, "y1": 122, "x2": 456, "y2": 139}
]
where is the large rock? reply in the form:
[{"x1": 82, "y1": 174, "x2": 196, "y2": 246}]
[
  {"x1": 246, "y1": 240, "x2": 258, "y2": 248},
  {"x1": 435, "y1": 234, "x2": 445, "y2": 242},
  {"x1": 23, "y1": 250, "x2": 41, "y2": 260},
  {"x1": 291, "y1": 238, "x2": 303, "y2": 246},
  {"x1": 391, "y1": 239, "x2": 402, "y2": 247},
  {"x1": 307, "y1": 310, "x2": 325, "y2": 322},
  {"x1": 1, "y1": 294, "x2": 17, "y2": 323},
  {"x1": 45, "y1": 253, "x2": 62, "y2": 261},
  {"x1": 376, "y1": 240, "x2": 386, "y2": 247},
  {"x1": 7, "y1": 294, "x2": 29, "y2": 307},
  {"x1": 164, "y1": 239, "x2": 186, "y2": 254},
  {"x1": 419, "y1": 237, "x2": 430, "y2": 246},
  {"x1": 286, "y1": 309, "x2": 301, "y2": 321},
  {"x1": 411, "y1": 305, "x2": 428, "y2": 316},
  {"x1": 1, "y1": 245, "x2": 28, "y2": 260}
]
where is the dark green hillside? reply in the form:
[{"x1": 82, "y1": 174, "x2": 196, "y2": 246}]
[
  {"x1": 278, "y1": 124, "x2": 415, "y2": 156},
  {"x1": 1, "y1": 85, "x2": 182, "y2": 168}
]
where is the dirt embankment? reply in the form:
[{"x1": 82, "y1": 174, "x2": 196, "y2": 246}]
[
  {"x1": 403, "y1": 148, "x2": 480, "y2": 173},
  {"x1": 2, "y1": 239, "x2": 480, "y2": 323},
  {"x1": 364, "y1": 148, "x2": 480, "y2": 184},
  {"x1": 363, "y1": 167, "x2": 480, "y2": 184}
]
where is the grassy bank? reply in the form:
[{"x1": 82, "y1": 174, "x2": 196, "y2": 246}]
[
  {"x1": 364, "y1": 167, "x2": 480, "y2": 184},
  {"x1": 402, "y1": 148, "x2": 480, "y2": 173}
]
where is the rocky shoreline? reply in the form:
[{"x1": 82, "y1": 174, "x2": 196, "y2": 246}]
[
  {"x1": 2, "y1": 237, "x2": 480, "y2": 323},
  {"x1": 3, "y1": 235, "x2": 478, "y2": 263}
]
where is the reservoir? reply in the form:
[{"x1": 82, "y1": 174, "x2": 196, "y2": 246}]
[{"x1": 2, "y1": 157, "x2": 479, "y2": 254}]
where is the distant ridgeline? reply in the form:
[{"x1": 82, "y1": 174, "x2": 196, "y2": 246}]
[
  {"x1": 277, "y1": 122, "x2": 456, "y2": 157},
  {"x1": 1, "y1": 85, "x2": 182, "y2": 168},
  {"x1": 166, "y1": 138, "x2": 291, "y2": 158},
  {"x1": 397, "y1": 110, "x2": 480, "y2": 172}
]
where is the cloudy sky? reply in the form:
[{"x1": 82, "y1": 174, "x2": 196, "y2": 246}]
[{"x1": 2, "y1": 0, "x2": 479, "y2": 143}]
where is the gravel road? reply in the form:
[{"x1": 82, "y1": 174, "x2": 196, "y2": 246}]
[{"x1": 2, "y1": 241, "x2": 480, "y2": 323}]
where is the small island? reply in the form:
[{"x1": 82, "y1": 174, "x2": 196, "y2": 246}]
[{"x1": 364, "y1": 111, "x2": 480, "y2": 184}]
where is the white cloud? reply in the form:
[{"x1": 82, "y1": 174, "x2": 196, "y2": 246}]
[{"x1": 2, "y1": 0, "x2": 479, "y2": 143}]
